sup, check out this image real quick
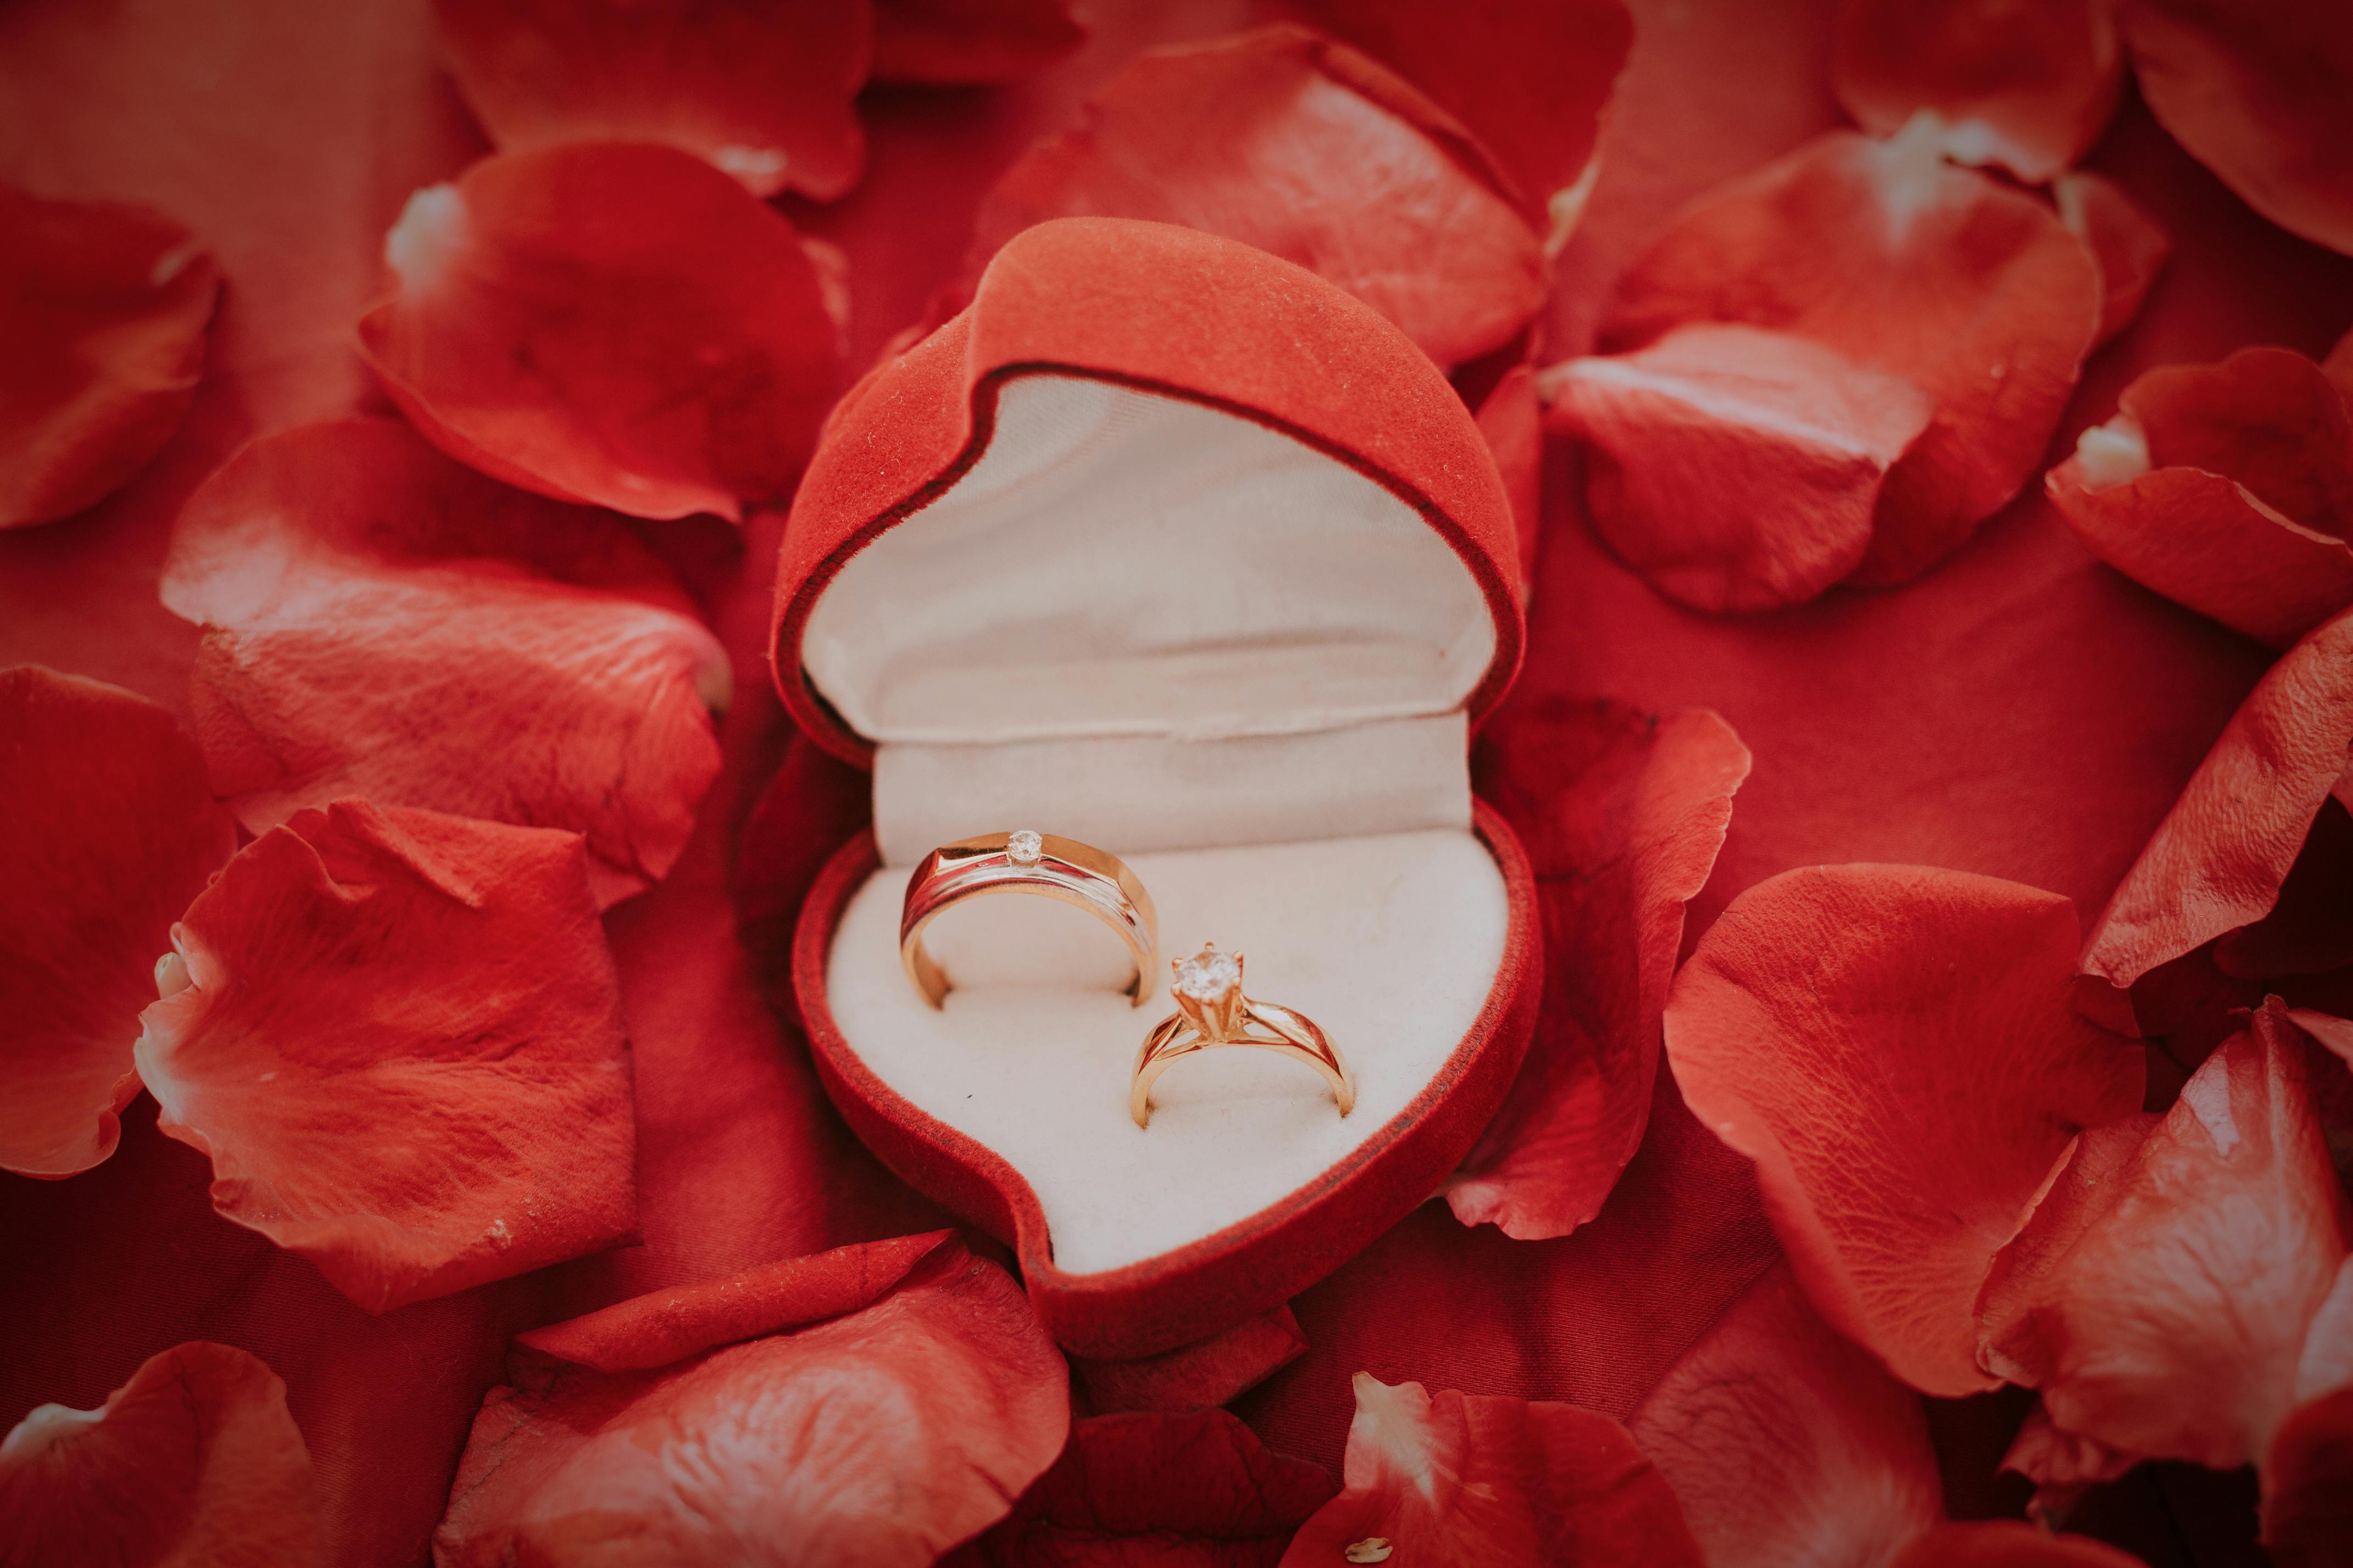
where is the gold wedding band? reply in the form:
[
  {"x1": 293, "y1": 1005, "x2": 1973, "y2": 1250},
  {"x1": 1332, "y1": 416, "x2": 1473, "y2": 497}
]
[
  {"x1": 1132, "y1": 945, "x2": 1352, "y2": 1128},
  {"x1": 900, "y1": 830, "x2": 1159, "y2": 1008}
]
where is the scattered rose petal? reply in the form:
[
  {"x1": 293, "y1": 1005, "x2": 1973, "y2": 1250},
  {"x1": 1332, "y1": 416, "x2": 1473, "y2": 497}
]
[
  {"x1": 1662, "y1": 864, "x2": 2144, "y2": 1396},
  {"x1": 357, "y1": 143, "x2": 841, "y2": 522},
  {"x1": 1286, "y1": 0, "x2": 1633, "y2": 250},
  {"x1": 2049, "y1": 346, "x2": 2353, "y2": 649},
  {"x1": 1474, "y1": 364, "x2": 1543, "y2": 597},
  {"x1": 1893, "y1": 1521, "x2": 2149, "y2": 1568},
  {"x1": 948, "y1": 1408, "x2": 1336, "y2": 1566},
  {"x1": 2218, "y1": 800, "x2": 2353, "y2": 979},
  {"x1": 1628, "y1": 1262, "x2": 1943, "y2": 1568},
  {"x1": 0, "y1": 667, "x2": 235, "y2": 1178},
  {"x1": 2146, "y1": 339, "x2": 2353, "y2": 514},
  {"x1": 1541, "y1": 321, "x2": 1933, "y2": 612},
  {"x1": 2048, "y1": 462, "x2": 2353, "y2": 654},
  {"x1": 1279, "y1": 1374, "x2": 1703, "y2": 1567},
  {"x1": 518, "y1": 1232, "x2": 954, "y2": 1372},
  {"x1": 2328, "y1": 327, "x2": 2353, "y2": 401},
  {"x1": 133, "y1": 799, "x2": 637, "y2": 1312},
  {"x1": 0, "y1": 182, "x2": 218, "y2": 529},
  {"x1": 1450, "y1": 697, "x2": 1748, "y2": 1238},
  {"x1": 428, "y1": 0, "x2": 869, "y2": 199},
  {"x1": 1605, "y1": 123, "x2": 2101, "y2": 586},
  {"x1": 1978, "y1": 1003, "x2": 2353, "y2": 1470},
  {"x1": 2295, "y1": 1009, "x2": 2353, "y2": 1071},
  {"x1": 2079, "y1": 607, "x2": 2353, "y2": 1029},
  {"x1": 1831, "y1": 0, "x2": 2123, "y2": 183},
  {"x1": 870, "y1": 0, "x2": 1084, "y2": 85},
  {"x1": 2293, "y1": 1253, "x2": 2353, "y2": 1408},
  {"x1": 2054, "y1": 170, "x2": 2171, "y2": 347},
  {"x1": 162, "y1": 418, "x2": 727, "y2": 909},
  {"x1": 1072, "y1": 1305, "x2": 1309, "y2": 1415},
  {"x1": 2265, "y1": 1386, "x2": 2353, "y2": 1567},
  {"x1": 2117, "y1": 0, "x2": 2353, "y2": 256},
  {"x1": 436, "y1": 1240, "x2": 1068, "y2": 1566},
  {"x1": 2002, "y1": 1405, "x2": 2138, "y2": 1525},
  {"x1": 0, "y1": 1341, "x2": 319, "y2": 1566},
  {"x1": 955, "y1": 24, "x2": 1545, "y2": 370}
]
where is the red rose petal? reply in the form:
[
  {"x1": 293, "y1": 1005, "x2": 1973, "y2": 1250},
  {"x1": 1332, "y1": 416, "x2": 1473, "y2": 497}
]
[
  {"x1": 1473, "y1": 364, "x2": 1543, "y2": 598},
  {"x1": 2080, "y1": 607, "x2": 2353, "y2": 1024},
  {"x1": 1978, "y1": 1003, "x2": 2352, "y2": 1470},
  {"x1": 1449, "y1": 697, "x2": 1749, "y2": 1238},
  {"x1": 949, "y1": 1408, "x2": 1336, "y2": 1566},
  {"x1": 2328, "y1": 327, "x2": 2353, "y2": 401},
  {"x1": 0, "y1": 183, "x2": 217, "y2": 529},
  {"x1": 2117, "y1": 0, "x2": 2353, "y2": 256},
  {"x1": 2293, "y1": 1251, "x2": 2353, "y2": 1411},
  {"x1": 1605, "y1": 124, "x2": 2101, "y2": 586},
  {"x1": 1893, "y1": 1521, "x2": 2149, "y2": 1568},
  {"x1": 436, "y1": 1240, "x2": 1069, "y2": 1566},
  {"x1": 1286, "y1": 0, "x2": 1633, "y2": 249},
  {"x1": 0, "y1": 1341, "x2": 318, "y2": 1566},
  {"x1": 958, "y1": 25, "x2": 1545, "y2": 370},
  {"x1": 2217, "y1": 799, "x2": 2353, "y2": 979},
  {"x1": 870, "y1": 0, "x2": 1085, "y2": 85},
  {"x1": 1280, "y1": 1374, "x2": 1702, "y2": 1567},
  {"x1": 1072, "y1": 1305, "x2": 1310, "y2": 1415},
  {"x1": 133, "y1": 799, "x2": 638, "y2": 1312},
  {"x1": 2295, "y1": 1008, "x2": 2353, "y2": 1071},
  {"x1": 1661, "y1": 864, "x2": 2144, "y2": 1395},
  {"x1": 356, "y1": 143, "x2": 841, "y2": 522},
  {"x1": 2265, "y1": 1387, "x2": 2353, "y2": 1567},
  {"x1": 2045, "y1": 470, "x2": 2353, "y2": 655},
  {"x1": 2055, "y1": 171, "x2": 2172, "y2": 347},
  {"x1": 0, "y1": 667, "x2": 234, "y2": 1177},
  {"x1": 1627, "y1": 1262, "x2": 1942, "y2": 1568},
  {"x1": 1831, "y1": 0, "x2": 2123, "y2": 183},
  {"x1": 1542, "y1": 0, "x2": 1851, "y2": 360},
  {"x1": 162, "y1": 418, "x2": 726, "y2": 909},
  {"x1": 519, "y1": 1232, "x2": 955, "y2": 1373},
  {"x1": 429, "y1": 0, "x2": 869, "y2": 199},
  {"x1": 2049, "y1": 352, "x2": 2353, "y2": 649},
  {"x1": 2002, "y1": 1405, "x2": 2138, "y2": 1525},
  {"x1": 1542, "y1": 321, "x2": 1934, "y2": 612},
  {"x1": 2127, "y1": 347, "x2": 2353, "y2": 534}
]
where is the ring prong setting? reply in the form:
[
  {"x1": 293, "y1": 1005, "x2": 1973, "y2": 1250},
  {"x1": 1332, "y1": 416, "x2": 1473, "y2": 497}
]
[{"x1": 1171, "y1": 944, "x2": 1245, "y2": 1040}]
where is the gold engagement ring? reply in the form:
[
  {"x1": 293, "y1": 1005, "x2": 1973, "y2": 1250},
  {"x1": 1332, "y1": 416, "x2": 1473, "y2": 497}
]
[
  {"x1": 1131, "y1": 945, "x2": 1353, "y2": 1129},
  {"x1": 899, "y1": 830, "x2": 1158, "y2": 1008}
]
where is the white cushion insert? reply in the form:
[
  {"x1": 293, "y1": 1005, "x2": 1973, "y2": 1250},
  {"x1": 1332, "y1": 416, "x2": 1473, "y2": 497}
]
[
  {"x1": 870, "y1": 713, "x2": 1469, "y2": 867},
  {"x1": 825, "y1": 828, "x2": 1510, "y2": 1275}
]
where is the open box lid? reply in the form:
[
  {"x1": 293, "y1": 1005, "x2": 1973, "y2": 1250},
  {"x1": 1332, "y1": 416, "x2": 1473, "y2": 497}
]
[{"x1": 769, "y1": 216, "x2": 1526, "y2": 784}]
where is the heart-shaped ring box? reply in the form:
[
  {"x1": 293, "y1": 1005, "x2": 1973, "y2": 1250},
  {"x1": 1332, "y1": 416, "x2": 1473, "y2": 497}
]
[{"x1": 769, "y1": 217, "x2": 1540, "y2": 1359}]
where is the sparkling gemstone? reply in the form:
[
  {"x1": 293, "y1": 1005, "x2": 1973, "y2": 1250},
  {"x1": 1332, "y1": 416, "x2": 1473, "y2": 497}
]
[
  {"x1": 1173, "y1": 946, "x2": 1241, "y2": 1001},
  {"x1": 1005, "y1": 829, "x2": 1044, "y2": 865}
]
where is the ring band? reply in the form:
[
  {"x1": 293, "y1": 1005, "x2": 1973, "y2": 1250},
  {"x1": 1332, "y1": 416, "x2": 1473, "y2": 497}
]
[
  {"x1": 900, "y1": 830, "x2": 1158, "y2": 1008},
  {"x1": 1132, "y1": 945, "x2": 1353, "y2": 1128}
]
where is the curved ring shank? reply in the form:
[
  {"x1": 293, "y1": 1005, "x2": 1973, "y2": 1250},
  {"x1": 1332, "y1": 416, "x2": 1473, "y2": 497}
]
[
  {"x1": 900, "y1": 832, "x2": 1159, "y2": 1008},
  {"x1": 1131, "y1": 998, "x2": 1354, "y2": 1128}
]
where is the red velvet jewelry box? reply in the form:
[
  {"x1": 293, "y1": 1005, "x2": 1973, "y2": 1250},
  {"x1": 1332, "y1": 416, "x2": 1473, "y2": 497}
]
[{"x1": 769, "y1": 217, "x2": 1540, "y2": 1359}]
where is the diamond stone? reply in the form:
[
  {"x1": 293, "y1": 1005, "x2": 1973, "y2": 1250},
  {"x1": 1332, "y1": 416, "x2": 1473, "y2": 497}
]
[
  {"x1": 1005, "y1": 829, "x2": 1044, "y2": 865},
  {"x1": 1173, "y1": 946, "x2": 1241, "y2": 1001}
]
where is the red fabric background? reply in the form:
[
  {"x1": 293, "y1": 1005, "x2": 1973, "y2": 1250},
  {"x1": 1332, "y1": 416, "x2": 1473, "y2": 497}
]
[{"x1": 4, "y1": 1, "x2": 2350, "y2": 1563}]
